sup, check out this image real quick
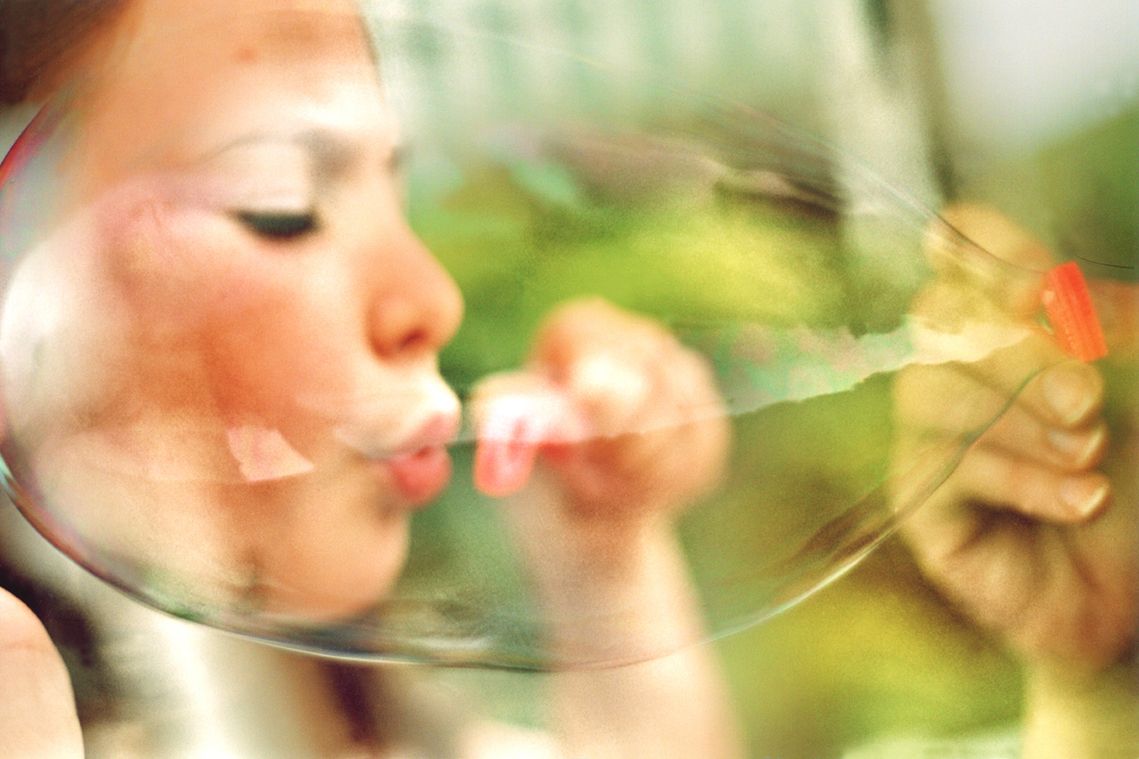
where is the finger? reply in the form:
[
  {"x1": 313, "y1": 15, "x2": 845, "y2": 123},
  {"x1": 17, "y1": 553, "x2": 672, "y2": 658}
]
[
  {"x1": 647, "y1": 347, "x2": 730, "y2": 485},
  {"x1": 563, "y1": 352, "x2": 653, "y2": 438},
  {"x1": 654, "y1": 344, "x2": 730, "y2": 429},
  {"x1": 552, "y1": 357, "x2": 672, "y2": 486},
  {"x1": 960, "y1": 350, "x2": 1105, "y2": 429},
  {"x1": 893, "y1": 437, "x2": 1111, "y2": 585},
  {"x1": 909, "y1": 280, "x2": 1104, "y2": 427},
  {"x1": 565, "y1": 329, "x2": 720, "y2": 449},
  {"x1": 547, "y1": 344, "x2": 728, "y2": 510},
  {"x1": 551, "y1": 421, "x2": 715, "y2": 514},
  {"x1": 924, "y1": 204, "x2": 1052, "y2": 317},
  {"x1": 471, "y1": 371, "x2": 583, "y2": 442},
  {"x1": 1009, "y1": 360, "x2": 1105, "y2": 427},
  {"x1": 593, "y1": 351, "x2": 728, "y2": 497},
  {"x1": 531, "y1": 299, "x2": 664, "y2": 383},
  {"x1": 1089, "y1": 278, "x2": 1139, "y2": 360},
  {"x1": 896, "y1": 366, "x2": 1108, "y2": 470},
  {"x1": 910, "y1": 271, "x2": 1010, "y2": 333},
  {"x1": 470, "y1": 372, "x2": 585, "y2": 497},
  {"x1": 943, "y1": 445, "x2": 1110, "y2": 523},
  {"x1": 919, "y1": 273, "x2": 1107, "y2": 424},
  {"x1": 535, "y1": 302, "x2": 669, "y2": 439},
  {"x1": 895, "y1": 363, "x2": 1012, "y2": 439},
  {"x1": 980, "y1": 414, "x2": 1107, "y2": 472},
  {"x1": 909, "y1": 277, "x2": 1049, "y2": 374},
  {"x1": 937, "y1": 204, "x2": 1056, "y2": 271},
  {"x1": 0, "y1": 590, "x2": 83, "y2": 759}
]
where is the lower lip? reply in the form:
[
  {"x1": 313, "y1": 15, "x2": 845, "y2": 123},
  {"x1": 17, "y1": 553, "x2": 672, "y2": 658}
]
[{"x1": 385, "y1": 447, "x2": 453, "y2": 508}]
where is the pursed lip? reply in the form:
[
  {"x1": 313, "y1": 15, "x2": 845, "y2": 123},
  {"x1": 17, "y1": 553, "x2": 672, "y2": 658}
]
[
  {"x1": 376, "y1": 413, "x2": 460, "y2": 508},
  {"x1": 385, "y1": 445, "x2": 453, "y2": 507}
]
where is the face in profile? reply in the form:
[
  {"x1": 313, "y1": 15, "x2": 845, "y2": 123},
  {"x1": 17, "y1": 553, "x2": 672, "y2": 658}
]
[{"x1": 0, "y1": 0, "x2": 465, "y2": 617}]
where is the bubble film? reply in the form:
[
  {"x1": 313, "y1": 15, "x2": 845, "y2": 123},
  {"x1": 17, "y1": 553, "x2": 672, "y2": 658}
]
[{"x1": 0, "y1": 5, "x2": 1106, "y2": 669}]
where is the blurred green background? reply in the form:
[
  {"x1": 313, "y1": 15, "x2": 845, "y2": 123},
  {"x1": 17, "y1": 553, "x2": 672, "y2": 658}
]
[
  {"x1": 370, "y1": 1, "x2": 1136, "y2": 755},
  {"x1": 392, "y1": 138, "x2": 1020, "y2": 757}
]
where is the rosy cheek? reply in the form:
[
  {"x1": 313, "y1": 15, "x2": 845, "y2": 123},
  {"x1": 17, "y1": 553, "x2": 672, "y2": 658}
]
[
  {"x1": 204, "y1": 318, "x2": 355, "y2": 418},
  {"x1": 185, "y1": 278, "x2": 360, "y2": 438},
  {"x1": 95, "y1": 202, "x2": 333, "y2": 402},
  {"x1": 97, "y1": 200, "x2": 243, "y2": 319},
  {"x1": 90, "y1": 191, "x2": 379, "y2": 459}
]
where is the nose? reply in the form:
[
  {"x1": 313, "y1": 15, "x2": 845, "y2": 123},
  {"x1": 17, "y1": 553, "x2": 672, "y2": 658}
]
[{"x1": 368, "y1": 227, "x2": 463, "y2": 360}]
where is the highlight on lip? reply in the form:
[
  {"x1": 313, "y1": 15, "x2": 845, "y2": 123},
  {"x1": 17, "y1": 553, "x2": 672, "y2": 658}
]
[{"x1": 386, "y1": 444, "x2": 453, "y2": 506}]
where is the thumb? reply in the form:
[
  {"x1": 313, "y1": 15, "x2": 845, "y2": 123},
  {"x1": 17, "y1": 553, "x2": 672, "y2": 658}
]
[
  {"x1": 0, "y1": 589, "x2": 83, "y2": 758},
  {"x1": 925, "y1": 203, "x2": 1055, "y2": 319}
]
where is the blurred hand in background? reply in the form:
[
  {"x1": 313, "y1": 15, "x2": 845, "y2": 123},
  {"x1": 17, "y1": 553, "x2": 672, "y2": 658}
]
[{"x1": 892, "y1": 204, "x2": 1138, "y2": 756}]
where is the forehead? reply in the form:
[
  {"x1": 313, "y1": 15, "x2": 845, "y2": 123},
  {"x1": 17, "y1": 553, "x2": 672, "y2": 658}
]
[
  {"x1": 100, "y1": 0, "x2": 378, "y2": 104},
  {"x1": 62, "y1": 0, "x2": 387, "y2": 192},
  {"x1": 144, "y1": 2, "x2": 373, "y2": 66}
]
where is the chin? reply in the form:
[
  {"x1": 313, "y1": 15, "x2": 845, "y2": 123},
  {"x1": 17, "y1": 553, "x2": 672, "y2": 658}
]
[{"x1": 255, "y1": 516, "x2": 410, "y2": 621}]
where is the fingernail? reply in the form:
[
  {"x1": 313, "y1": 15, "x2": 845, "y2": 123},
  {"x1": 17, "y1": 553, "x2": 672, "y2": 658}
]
[
  {"x1": 1042, "y1": 365, "x2": 1098, "y2": 425},
  {"x1": 1046, "y1": 425, "x2": 1106, "y2": 466},
  {"x1": 1060, "y1": 476, "x2": 1109, "y2": 517}
]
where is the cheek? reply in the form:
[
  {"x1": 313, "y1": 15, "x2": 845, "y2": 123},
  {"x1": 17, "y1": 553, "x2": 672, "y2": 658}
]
[
  {"x1": 204, "y1": 308, "x2": 362, "y2": 429},
  {"x1": 96, "y1": 200, "x2": 365, "y2": 424},
  {"x1": 99, "y1": 200, "x2": 267, "y2": 329}
]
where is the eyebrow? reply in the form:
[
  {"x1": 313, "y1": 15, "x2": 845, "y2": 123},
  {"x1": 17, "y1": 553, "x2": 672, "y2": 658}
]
[{"x1": 199, "y1": 128, "x2": 405, "y2": 181}]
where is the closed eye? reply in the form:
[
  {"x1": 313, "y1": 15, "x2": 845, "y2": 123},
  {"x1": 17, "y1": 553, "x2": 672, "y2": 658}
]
[{"x1": 235, "y1": 210, "x2": 319, "y2": 240}]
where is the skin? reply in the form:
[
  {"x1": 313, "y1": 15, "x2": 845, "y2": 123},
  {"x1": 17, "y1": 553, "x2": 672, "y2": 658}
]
[
  {"x1": 0, "y1": 0, "x2": 740, "y2": 755},
  {"x1": 0, "y1": 589, "x2": 83, "y2": 758},
  {"x1": 894, "y1": 204, "x2": 1138, "y2": 756},
  {"x1": 3, "y1": 0, "x2": 466, "y2": 615}
]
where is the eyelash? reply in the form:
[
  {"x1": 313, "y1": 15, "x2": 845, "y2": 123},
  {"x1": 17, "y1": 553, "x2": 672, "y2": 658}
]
[{"x1": 234, "y1": 210, "x2": 319, "y2": 240}]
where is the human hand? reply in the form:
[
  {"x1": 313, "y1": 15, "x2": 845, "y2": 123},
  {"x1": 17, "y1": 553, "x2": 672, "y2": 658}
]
[
  {"x1": 893, "y1": 205, "x2": 1137, "y2": 672},
  {"x1": 471, "y1": 301, "x2": 744, "y2": 745},
  {"x1": 473, "y1": 298, "x2": 729, "y2": 529},
  {"x1": 0, "y1": 588, "x2": 83, "y2": 758}
]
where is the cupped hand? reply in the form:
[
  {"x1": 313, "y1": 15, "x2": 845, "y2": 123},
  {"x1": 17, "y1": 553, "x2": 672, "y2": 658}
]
[{"x1": 893, "y1": 205, "x2": 1137, "y2": 672}]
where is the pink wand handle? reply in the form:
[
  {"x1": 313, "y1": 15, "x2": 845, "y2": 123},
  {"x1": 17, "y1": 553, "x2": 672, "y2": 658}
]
[{"x1": 473, "y1": 386, "x2": 583, "y2": 498}]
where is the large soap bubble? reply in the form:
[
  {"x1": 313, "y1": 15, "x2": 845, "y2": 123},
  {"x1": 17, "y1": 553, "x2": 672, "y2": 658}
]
[{"x1": 0, "y1": 3, "x2": 1107, "y2": 669}]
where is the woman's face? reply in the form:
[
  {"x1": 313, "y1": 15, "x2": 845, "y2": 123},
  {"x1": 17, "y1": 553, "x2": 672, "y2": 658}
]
[{"x1": 1, "y1": 0, "x2": 465, "y2": 616}]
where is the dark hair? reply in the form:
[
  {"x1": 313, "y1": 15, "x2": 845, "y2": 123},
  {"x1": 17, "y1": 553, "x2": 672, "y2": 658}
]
[{"x1": 0, "y1": 0, "x2": 127, "y2": 104}]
